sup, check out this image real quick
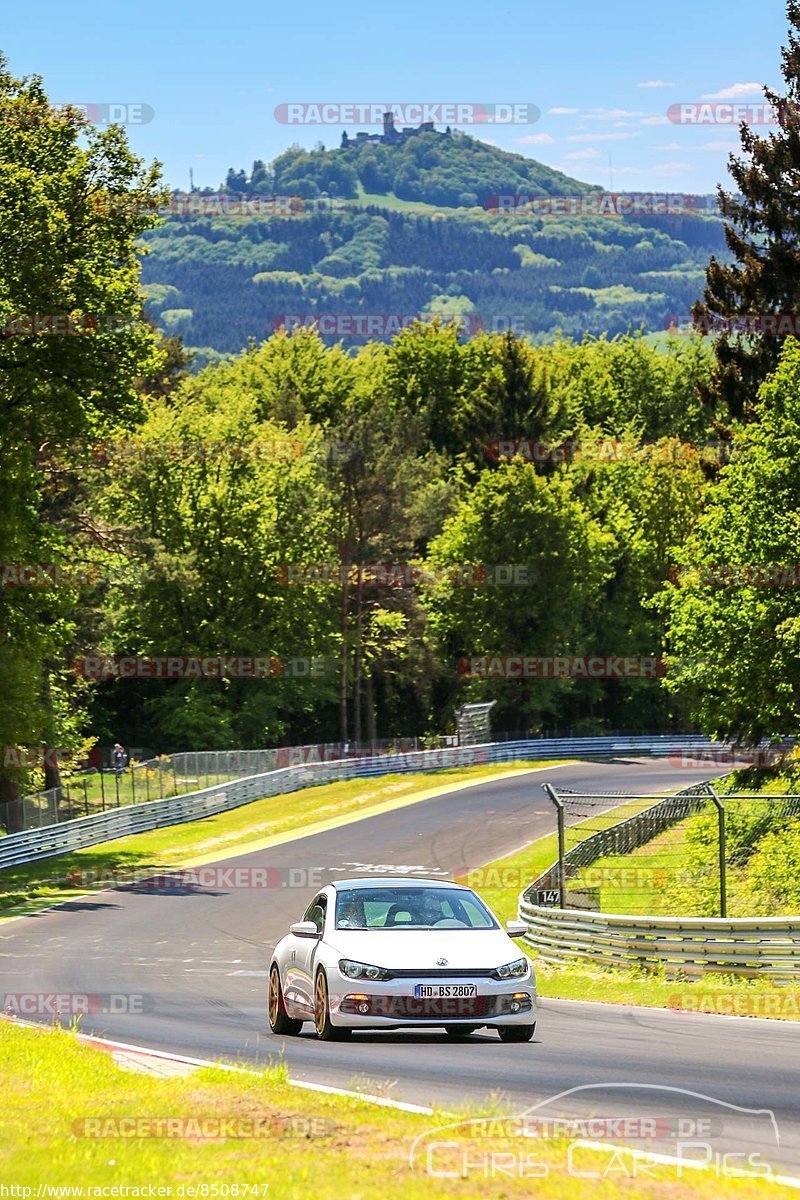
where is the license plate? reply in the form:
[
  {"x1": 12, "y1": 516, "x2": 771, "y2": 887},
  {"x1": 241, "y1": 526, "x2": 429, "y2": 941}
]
[{"x1": 413, "y1": 984, "x2": 477, "y2": 998}]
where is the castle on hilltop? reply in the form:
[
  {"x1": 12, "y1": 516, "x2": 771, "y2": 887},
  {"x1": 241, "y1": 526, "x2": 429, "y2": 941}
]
[{"x1": 341, "y1": 110, "x2": 442, "y2": 149}]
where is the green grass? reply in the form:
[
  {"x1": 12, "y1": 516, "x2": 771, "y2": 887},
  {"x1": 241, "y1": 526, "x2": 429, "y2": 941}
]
[
  {"x1": 457, "y1": 794, "x2": 665, "y2": 925},
  {"x1": 460, "y1": 794, "x2": 800, "y2": 1021},
  {"x1": 352, "y1": 184, "x2": 468, "y2": 216},
  {"x1": 529, "y1": 962, "x2": 800, "y2": 1020},
  {"x1": 554, "y1": 777, "x2": 800, "y2": 918},
  {"x1": 0, "y1": 761, "x2": 562, "y2": 917},
  {"x1": 566, "y1": 817, "x2": 702, "y2": 916},
  {"x1": 0, "y1": 1022, "x2": 791, "y2": 1196}
]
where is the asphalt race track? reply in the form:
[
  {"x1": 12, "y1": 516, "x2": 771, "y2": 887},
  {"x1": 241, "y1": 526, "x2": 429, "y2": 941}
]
[{"x1": 2, "y1": 757, "x2": 799, "y2": 1177}]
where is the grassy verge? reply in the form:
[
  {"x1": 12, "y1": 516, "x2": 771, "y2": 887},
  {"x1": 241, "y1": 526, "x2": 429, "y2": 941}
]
[
  {"x1": 541, "y1": 774, "x2": 800, "y2": 918},
  {"x1": 0, "y1": 1021, "x2": 791, "y2": 1197},
  {"x1": 0, "y1": 760, "x2": 562, "y2": 918},
  {"x1": 456, "y1": 795, "x2": 665, "y2": 924},
  {"x1": 459, "y1": 813, "x2": 800, "y2": 1022}
]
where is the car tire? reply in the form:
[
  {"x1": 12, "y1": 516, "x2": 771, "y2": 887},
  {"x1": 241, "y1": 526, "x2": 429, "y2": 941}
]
[
  {"x1": 445, "y1": 1025, "x2": 478, "y2": 1037},
  {"x1": 268, "y1": 964, "x2": 303, "y2": 1036},
  {"x1": 314, "y1": 969, "x2": 351, "y2": 1041},
  {"x1": 498, "y1": 1023, "x2": 536, "y2": 1043}
]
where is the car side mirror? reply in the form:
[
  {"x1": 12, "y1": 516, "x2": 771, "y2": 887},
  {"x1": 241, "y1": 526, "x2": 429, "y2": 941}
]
[
  {"x1": 290, "y1": 920, "x2": 321, "y2": 938},
  {"x1": 506, "y1": 919, "x2": 528, "y2": 937}
]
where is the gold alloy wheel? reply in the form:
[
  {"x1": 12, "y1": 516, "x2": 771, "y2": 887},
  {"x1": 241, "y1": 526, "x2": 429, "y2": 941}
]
[
  {"x1": 314, "y1": 972, "x2": 328, "y2": 1036},
  {"x1": 269, "y1": 966, "x2": 279, "y2": 1027}
]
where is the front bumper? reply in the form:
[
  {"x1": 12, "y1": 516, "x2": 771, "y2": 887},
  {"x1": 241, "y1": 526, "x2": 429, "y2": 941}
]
[{"x1": 326, "y1": 971, "x2": 536, "y2": 1028}]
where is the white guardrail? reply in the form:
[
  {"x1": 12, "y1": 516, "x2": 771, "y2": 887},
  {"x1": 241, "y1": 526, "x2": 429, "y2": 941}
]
[
  {"x1": 0, "y1": 733, "x2": 724, "y2": 870},
  {"x1": 516, "y1": 904, "x2": 800, "y2": 981}
]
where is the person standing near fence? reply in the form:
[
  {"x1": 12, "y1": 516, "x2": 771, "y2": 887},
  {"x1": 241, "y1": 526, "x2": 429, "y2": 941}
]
[{"x1": 112, "y1": 743, "x2": 128, "y2": 776}]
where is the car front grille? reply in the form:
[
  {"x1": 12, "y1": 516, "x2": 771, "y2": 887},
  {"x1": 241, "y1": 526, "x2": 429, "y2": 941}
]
[
  {"x1": 386, "y1": 968, "x2": 496, "y2": 979},
  {"x1": 341, "y1": 994, "x2": 494, "y2": 1019}
]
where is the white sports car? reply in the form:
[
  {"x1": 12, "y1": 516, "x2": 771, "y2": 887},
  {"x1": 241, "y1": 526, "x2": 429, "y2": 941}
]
[{"x1": 268, "y1": 877, "x2": 536, "y2": 1042}]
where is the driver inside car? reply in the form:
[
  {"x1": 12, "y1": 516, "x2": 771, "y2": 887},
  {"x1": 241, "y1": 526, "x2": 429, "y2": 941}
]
[
  {"x1": 418, "y1": 894, "x2": 444, "y2": 926},
  {"x1": 337, "y1": 897, "x2": 366, "y2": 928}
]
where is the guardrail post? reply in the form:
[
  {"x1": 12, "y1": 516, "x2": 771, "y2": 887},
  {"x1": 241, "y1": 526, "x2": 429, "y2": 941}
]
[
  {"x1": 544, "y1": 783, "x2": 566, "y2": 908},
  {"x1": 706, "y1": 784, "x2": 727, "y2": 918}
]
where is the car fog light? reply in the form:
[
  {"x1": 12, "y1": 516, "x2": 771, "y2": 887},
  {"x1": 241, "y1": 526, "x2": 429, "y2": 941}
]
[
  {"x1": 510, "y1": 1000, "x2": 520, "y2": 1012},
  {"x1": 358, "y1": 1002, "x2": 370, "y2": 1014}
]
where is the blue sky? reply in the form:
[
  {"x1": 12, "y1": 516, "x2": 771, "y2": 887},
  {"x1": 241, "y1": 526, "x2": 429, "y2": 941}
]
[{"x1": 0, "y1": 0, "x2": 790, "y2": 193}]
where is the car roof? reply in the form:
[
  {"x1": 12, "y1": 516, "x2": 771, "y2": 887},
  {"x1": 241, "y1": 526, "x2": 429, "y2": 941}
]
[{"x1": 330, "y1": 877, "x2": 468, "y2": 891}]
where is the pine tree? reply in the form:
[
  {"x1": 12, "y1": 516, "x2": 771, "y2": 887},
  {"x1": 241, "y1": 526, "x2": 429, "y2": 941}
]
[{"x1": 694, "y1": 1, "x2": 800, "y2": 424}]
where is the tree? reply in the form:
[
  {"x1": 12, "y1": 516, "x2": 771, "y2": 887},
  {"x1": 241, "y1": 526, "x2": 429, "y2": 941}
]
[
  {"x1": 460, "y1": 329, "x2": 557, "y2": 463},
  {"x1": 422, "y1": 462, "x2": 615, "y2": 731},
  {"x1": 382, "y1": 320, "x2": 469, "y2": 457},
  {"x1": 662, "y1": 339, "x2": 800, "y2": 742},
  {"x1": 694, "y1": 1, "x2": 800, "y2": 424},
  {"x1": 92, "y1": 383, "x2": 340, "y2": 750},
  {"x1": 326, "y1": 370, "x2": 453, "y2": 741},
  {"x1": 0, "y1": 59, "x2": 164, "y2": 827},
  {"x1": 570, "y1": 434, "x2": 708, "y2": 729}
]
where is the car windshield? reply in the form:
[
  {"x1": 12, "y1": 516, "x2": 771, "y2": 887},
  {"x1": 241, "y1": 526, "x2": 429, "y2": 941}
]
[{"x1": 334, "y1": 887, "x2": 498, "y2": 930}]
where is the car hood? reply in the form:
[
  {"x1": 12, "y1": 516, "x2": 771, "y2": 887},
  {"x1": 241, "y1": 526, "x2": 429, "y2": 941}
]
[{"x1": 326, "y1": 928, "x2": 526, "y2": 970}]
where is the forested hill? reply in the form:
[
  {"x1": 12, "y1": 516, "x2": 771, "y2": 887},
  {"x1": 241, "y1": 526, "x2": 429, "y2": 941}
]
[
  {"x1": 227, "y1": 128, "x2": 595, "y2": 207},
  {"x1": 139, "y1": 132, "x2": 728, "y2": 366}
]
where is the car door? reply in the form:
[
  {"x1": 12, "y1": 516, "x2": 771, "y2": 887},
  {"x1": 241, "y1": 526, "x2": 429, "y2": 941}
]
[{"x1": 284, "y1": 893, "x2": 327, "y2": 1017}]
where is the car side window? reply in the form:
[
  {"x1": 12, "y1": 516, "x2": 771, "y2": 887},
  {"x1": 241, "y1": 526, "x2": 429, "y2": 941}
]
[{"x1": 303, "y1": 894, "x2": 327, "y2": 933}]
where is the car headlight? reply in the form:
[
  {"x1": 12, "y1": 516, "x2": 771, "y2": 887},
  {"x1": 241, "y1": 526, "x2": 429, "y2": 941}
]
[
  {"x1": 491, "y1": 957, "x2": 529, "y2": 980},
  {"x1": 338, "y1": 958, "x2": 393, "y2": 981}
]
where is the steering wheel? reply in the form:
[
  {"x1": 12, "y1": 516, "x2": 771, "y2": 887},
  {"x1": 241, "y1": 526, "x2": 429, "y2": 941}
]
[{"x1": 432, "y1": 918, "x2": 468, "y2": 928}]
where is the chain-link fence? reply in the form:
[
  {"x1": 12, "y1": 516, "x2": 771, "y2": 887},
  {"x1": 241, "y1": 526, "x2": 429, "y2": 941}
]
[
  {"x1": 3, "y1": 737, "x2": 460, "y2": 834},
  {"x1": 534, "y1": 783, "x2": 800, "y2": 918}
]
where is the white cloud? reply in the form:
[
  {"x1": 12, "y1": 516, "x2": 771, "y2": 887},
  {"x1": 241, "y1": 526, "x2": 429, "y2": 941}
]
[
  {"x1": 658, "y1": 142, "x2": 683, "y2": 150},
  {"x1": 611, "y1": 165, "x2": 645, "y2": 176},
  {"x1": 702, "y1": 82, "x2": 763, "y2": 100},
  {"x1": 513, "y1": 132, "x2": 556, "y2": 145},
  {"x1": 561, "y1": 147, "x2": 603, "y2": 161},
  {"x1": 637, "y1": 80, "x2": 676, "y2": 89},
  {"x1": 653, "y1": 161, "x2": 691, "y2": 175},
  {"x1": 567, "y1": 132, "x2": 640, "y2": 142},
  {"x1": 699, "y1": 139, "x2": 739, "y2": 151},
  {"x1": 548, "y1": 106, "x2": 580, "y2": 115},
  {"x1": 585, "y1": 108, "x2": 644, "y2": 120},
  {"x1": 640, "y1": 115, "x2": 669, "y2": 126}
]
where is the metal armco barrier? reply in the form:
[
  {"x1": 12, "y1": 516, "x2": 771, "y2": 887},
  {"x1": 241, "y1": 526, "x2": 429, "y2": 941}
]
[
  {"x1": 516, "y1": 904, "x2": 800, "y2": 981},
  {"x1": 519, "y1": 773, "x2": 800, "y2": 978},
  {"x1": 1, "y1": 733, "x2": 728, "y2": 869}
]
